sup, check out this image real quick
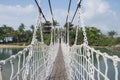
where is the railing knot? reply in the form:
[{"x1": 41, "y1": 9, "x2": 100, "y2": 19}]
[
  {"x1": 113, "y1": 56, "x2": 119, "y2": 67},
  {"x1": 0, "y1": 60, "x2": 6, "y2": 66},
  {"x1": 18, "y1": 51, "x2": 23, "y2": 56},
  {"x1": 10, "y1": 55, "x2": 16, "y2": 64},
  {"x1": 0, "y1": 60, "x2": 5, "y2": 71},
  {"x1": 10, "y1": 55, "x2": 16, "y2": 60}
]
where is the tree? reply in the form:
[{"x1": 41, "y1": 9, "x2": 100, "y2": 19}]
[
  {"x1": 12, "y1": 30, "x2": 17, "y2": 42},
  {"x1": 108, "y1": 31, "x2": 117, "y2": 38},
  {"x1": 0, "y1": 25, "x2": 15, "y2": 43},
  {"x1": 18, "y1": 23, "x2": 25, "y2": 33},
  {"x1": 24, "y1": 30, "x2": 32, "y2": 43},
  {"x1": 30, "y1": 25, "x2": 34, "y2": 33},
  {"x1": 18, "y1": 23, "x2": 25, "y2": 42},
  {"x1": 86, "y1": 27, "x2": 102, "y2": 45}
]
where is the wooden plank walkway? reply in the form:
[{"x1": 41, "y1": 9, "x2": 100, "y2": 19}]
[{"x1": 47, "y1": 45, "x2": 68, "y2": 80}]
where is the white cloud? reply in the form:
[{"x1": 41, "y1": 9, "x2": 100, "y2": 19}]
[
  {"x1": 97, "y1": 1, "x2": 109, "y2": 14},
  {"x1": 0, "y1": 4, "x2": 35, "y2": 15},
  {"x1": 45, "y1": 9, "x2": 74, "y2": 27},
  {"x1": 80, "y1": 0, "x2": 120, "y2": 35},
  {"x1": 82, "y1": 0, "x2": 115, "y2": 19},
  {"x1": 0, "y1": 0, "x2": 120, "y2": 35},
  {"x1": 0, "y1": 4, "x2": 36, "y2": 29},
  {"x1": 44, "y1": 0, "x2": 120, "y2": 35}
]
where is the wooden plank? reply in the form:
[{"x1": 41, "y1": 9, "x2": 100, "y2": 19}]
[{"x1": 48, "y1": 45, "x2": 68, "y2": 80}]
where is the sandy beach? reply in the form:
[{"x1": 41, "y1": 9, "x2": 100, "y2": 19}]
[{"x1": 0, "y1": 44, "x2": 27, "y2": 48}]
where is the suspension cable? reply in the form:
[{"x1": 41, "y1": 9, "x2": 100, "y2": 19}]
[
  {"x1": 71, "y1": 0, "x2": 82, "y2": 23},
  {"x1": 34, "y1": 0, "x2": 47, "y2": 22},
  {"x1": 65, "y1": 0, "x2": 72, "y2": 23},
  {"x1": 48, "y1": 0, "x2": 55, "y2": 24},
  {"x1": 48, "y1": 0, "x2": 56, "y2": 45},
  {"x1": 64, "y1": 0, "x2": 72, "y2": 45}
]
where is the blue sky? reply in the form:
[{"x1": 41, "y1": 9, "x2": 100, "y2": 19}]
[{"x1": 0, "y1": 0, "x2": 120, "y2": 35}]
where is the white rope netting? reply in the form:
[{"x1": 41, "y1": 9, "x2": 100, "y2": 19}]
[
  {"x1": 0, "y1": 0, "x2": 59, "y2": 79},
  {"x1": 0, "y1": 0, "x2": 120, "y2": 80},
  {"x1": 61, "y1": 0, "x2": 120, "y2": 80}
]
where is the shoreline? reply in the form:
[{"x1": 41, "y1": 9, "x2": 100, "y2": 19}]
[
  {"x1": 0, "y1": 44, "x2": 108, "y2": 48},
  {"x1": 0, "y1": 44, "x2": 27, "y2": 48},
  {"x1": 91, "y1": 46, "x2": 108, "y2": 48},
  {"x1": 0, "y1": 44, "x2": 120, "y2": 50}
]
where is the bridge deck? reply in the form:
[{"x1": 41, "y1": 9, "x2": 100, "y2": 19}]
[{"x1": 48, "y1": 45, "x2": 68, "y2": 80}]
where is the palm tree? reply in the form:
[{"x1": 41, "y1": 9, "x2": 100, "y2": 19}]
[
  {"x1": 30, "y1": 25, "x2": 34, "y2": 33},
  {"x1": 18, "y1": 23, "x2": 25, "y2": 33},
  {"x1": 18, "y1": 23, "x2": 25, "y2": 42},
  {"x1": 108, "y1": 31, "x2": 117, "y2": 38}
]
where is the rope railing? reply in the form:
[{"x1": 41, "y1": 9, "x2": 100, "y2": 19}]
[
  {"x1": 0, "y1": 44, "x2": 31, "y2": 80},
  {"x1": 61, "y1": 0, "x2": 120, "y2": 79},
  {"x1": 1, "y1": 0, "x2": 120, "y2": 80},
  {"x1": 24, "y1": 35, "x2": 59, "y2": 80},
  {"x1": 0, "y1": 41, "x2": 59, "y2": 80},
  {"x1": 61, "y1": 39, "x2": 120, "y2": 80}
]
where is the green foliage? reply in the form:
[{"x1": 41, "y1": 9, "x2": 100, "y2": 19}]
[
  {"x1": 36, "y1": 27, "x2": 51, "y2": 45},
  {"x1": 0, "y1": 25, "x2": 14, "y2": 42},
  {"x1": 0, "y1": 24, "x2": 32, "y2": 44},
  {"x1": 69, "y1": 27, "x2": 119, "y2": 46},
  {"x1": 0, "y1": 24, "x2": 119, "y2": 47},
  {"x1": 108, "y1": 30, "x2": 117, "y2": 38},
  {"x1": 69, "y1": 29, "x2": 76, "y2": 45},
  {"x1": 43, "y1": 34, "x2": 51, "y2": 45}
]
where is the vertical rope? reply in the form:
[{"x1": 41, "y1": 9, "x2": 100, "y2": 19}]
[
  {"x1": 24, "y1": 46, "x2": 33, "y2": 80},
  {"x1": 23, "y1": 52, "x2": 25, "y2": 68},
  {"x1": 82, "y1": 46, "x2": 84, "y2": 79},
  {"x1": 36, "y1": 44, "x2": 39, "y2": 80},
  {"x1": 38, "y1": 44, "x2": 41, "y2": 79},
  {"x1": 43, "y1": 45, "x2": 45, "y2": 79},
  {"x1": 50, "y1": 27, "x2": 53, "y2": 45},
  {"x1": 87, "y1": 48, "x2": 91, "y2": 79},
  {"x1": 82, "y1": 45, "x2": 85, "y2": 79},
  {"x1": 113, "y1": 56, "x2": 118, "y2": 80},
  {"x1": 33, "y1": 45, "x2": 35, "y2": 80},
  {"x1": 0, "y1": 65, "x2": 2, "y2": 80},
  {"x1": 103, "y1": 53, "x2": 108, "y2": 80},
  {"x1": 91, "y1": 49, "x2": 95, "y2": 79},
  {"x1": 67, "y1": 23, "x2": 70, "y2": 45},
  {"x1": 0, "y1": 61, "x2": 5, "y2": 80},
  {"x1": 10, "y1": 58, "x2": 14, "y2": 80},
  {"x1": 80, "y1": 46, "x2": 83, "y2": 80},
  {"x1": 85, "y1": 46, "x2": 88, "y2": 80},
  {"x1": 33, "y1": 45, "x2": 36, "y2": 80},
  {"x1": 17, "y1": 55, "x2": 21, "y2": 80},
  {"x1": 96, "y1": 53, "x2": 100, "y2": 80}
]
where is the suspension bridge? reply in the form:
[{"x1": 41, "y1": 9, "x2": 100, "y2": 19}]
[{"x1": 0, "y1": 0, "x2": 120, "y2": 80}]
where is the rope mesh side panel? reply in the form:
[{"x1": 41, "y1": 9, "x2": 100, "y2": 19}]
[
  {"x1": 61, "y1": 42, "x2": 120, "y2": 80},
  {"x1": 23, "y1": 43, "x2": 59, "y2": 80}
]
